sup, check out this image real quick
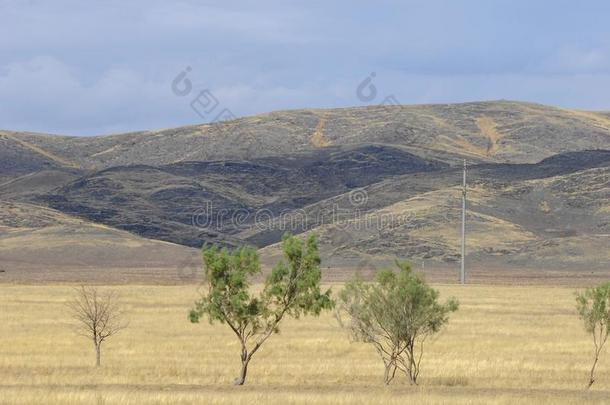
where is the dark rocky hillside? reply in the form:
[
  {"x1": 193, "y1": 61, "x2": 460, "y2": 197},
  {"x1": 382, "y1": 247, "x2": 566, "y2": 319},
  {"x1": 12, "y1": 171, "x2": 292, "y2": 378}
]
[
  {"x1": 28, "y1": 145, "x2": 446, "y2": 247},
  {"x1": 1, "y1": 101, "x2": 609, "y2": 272}
]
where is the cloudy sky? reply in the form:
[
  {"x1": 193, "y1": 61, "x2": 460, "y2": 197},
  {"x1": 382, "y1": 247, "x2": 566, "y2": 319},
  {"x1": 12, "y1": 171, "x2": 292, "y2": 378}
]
[{"x1": 2, "y1": 0, "x2": 610, "y2": 135}]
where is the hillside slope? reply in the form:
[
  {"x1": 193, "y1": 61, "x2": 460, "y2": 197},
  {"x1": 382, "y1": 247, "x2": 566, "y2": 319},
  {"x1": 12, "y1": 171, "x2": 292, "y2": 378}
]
[
  {"x1": 0, "y1": 201, "x2": 198, "y2": 282},
  {"x1": 1, "y1": 101, "x2": 609, "y2": 276},
  {"x1": 255, "y1": 151, "x2": 610, "y2": 270},
  {"x1": 3, "y1": 101, "x2": 610, "y2": 171}
]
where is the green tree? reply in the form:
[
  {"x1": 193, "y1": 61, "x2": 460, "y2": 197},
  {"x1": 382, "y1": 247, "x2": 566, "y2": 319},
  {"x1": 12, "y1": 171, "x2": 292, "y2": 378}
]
[
  {"x1": 576, "y1": 282, "x2": 610, "y2": 389},
  {"x1": 189, "y1": 234, "x2": 333, "y2": 385},
  {"x1": 336, "y1": 261, "x2": 458, "y2": 385}
]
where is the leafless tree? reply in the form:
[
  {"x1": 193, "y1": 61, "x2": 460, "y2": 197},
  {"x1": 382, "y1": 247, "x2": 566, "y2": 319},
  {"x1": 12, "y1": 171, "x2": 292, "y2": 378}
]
[{"x1": 67, "y1": 286, "x2": 127, "y2": 367}]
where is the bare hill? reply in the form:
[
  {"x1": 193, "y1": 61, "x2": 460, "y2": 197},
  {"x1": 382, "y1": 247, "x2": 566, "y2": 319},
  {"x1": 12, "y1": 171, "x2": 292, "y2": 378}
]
[
  {"x1": 1, "y1": 101, "x2": 609, "y2": 278},
  {"x1": 3, "y1": 101, "x2": 610, "y2": 171},
  {"x1": 254, "y1": 152, "x2": 610, "y2": 270},
  {"x1": 0, "y1": 201, "x2": 198, "y2": 282}
]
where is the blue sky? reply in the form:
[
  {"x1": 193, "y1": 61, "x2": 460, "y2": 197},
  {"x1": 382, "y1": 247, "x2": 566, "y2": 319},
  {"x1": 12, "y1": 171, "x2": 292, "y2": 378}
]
[{"x1": 1, "y1": 0, "x2": 610, "y2": 135}]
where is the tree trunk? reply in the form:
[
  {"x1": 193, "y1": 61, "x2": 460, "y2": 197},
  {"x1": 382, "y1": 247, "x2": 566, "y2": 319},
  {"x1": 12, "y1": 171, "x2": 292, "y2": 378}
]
[
  {"x1": 234, "y1": 359, "x2": 249, "y2": 385},
  {"x1": 234, "y1": 345, "x2": 249, "y2": 386},
  {"x1": 406, "y1": 344, "x2": 419, "y2": 385},
  {"x1": 95, "y1": 343, "x2": 101, "y2": 367},
  {"x1": 587, "y1": 353, "x2": 599, "y2": 389},
  {"x1": 408, "y1": 359, "x2": 418, "y2": 385},
  {"x1": 383, "y1": 361, "x2": 396, "y2": 385}
]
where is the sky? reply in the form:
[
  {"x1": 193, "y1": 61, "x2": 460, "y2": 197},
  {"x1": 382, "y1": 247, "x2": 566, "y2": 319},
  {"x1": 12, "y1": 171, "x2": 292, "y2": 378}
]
[{"x1": 1, "y1": 0, "x2": 610, "y2": 136}]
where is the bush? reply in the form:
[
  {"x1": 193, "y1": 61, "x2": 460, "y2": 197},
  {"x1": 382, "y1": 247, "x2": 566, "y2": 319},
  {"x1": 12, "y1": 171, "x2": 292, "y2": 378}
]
[{"x1": 336, "y1": 261, "x2": 458, "y2": 385}]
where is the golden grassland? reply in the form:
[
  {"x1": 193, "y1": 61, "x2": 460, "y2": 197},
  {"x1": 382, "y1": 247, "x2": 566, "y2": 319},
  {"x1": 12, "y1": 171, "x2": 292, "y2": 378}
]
[{"x1": 0, "y1": 283, "x2": 609, "y2": 404}]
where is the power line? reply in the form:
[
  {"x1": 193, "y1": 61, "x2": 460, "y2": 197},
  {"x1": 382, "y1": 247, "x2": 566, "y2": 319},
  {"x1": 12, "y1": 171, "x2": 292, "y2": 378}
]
[{"x1": 460, "y1": 159, "x2": 467, "y2": 284}]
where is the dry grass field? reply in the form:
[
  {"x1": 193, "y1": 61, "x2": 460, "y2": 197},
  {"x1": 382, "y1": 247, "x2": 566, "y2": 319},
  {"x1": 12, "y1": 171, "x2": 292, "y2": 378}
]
[{"x1": 1, "y1": 283, "x2": 609, "y2": 404}]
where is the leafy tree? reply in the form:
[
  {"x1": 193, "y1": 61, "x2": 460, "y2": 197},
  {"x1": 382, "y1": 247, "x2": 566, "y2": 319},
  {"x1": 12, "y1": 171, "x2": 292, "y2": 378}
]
[
  {"x1": 576, "y1": 282, "x2": 610, "y2": 389},
  {"x1": 336, "y1": 261, "x2": 458, "y2": 385},
  {"x1": 189, "y1": 234, "x2": 333, "y2": 385}
]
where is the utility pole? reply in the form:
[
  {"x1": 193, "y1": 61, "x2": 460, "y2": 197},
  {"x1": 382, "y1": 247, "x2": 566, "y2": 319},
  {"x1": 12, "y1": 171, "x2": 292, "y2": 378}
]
[{"x1": 460, "y1": 159, "x2": 467, "y2": 284}]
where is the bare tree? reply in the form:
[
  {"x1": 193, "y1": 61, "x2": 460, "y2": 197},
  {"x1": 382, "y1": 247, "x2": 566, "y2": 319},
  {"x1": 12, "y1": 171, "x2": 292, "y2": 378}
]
[{"x1": 67, "y1": 286, "x2": 127, "y2": 367}]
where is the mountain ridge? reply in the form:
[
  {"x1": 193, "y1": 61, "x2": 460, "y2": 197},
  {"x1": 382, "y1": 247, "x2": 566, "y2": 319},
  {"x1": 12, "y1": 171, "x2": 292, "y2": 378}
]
[
  {"x1": 3, "y1": 100, "x2": 610, "y2": 172},
  {"x1": 1, "y1": 100, "x2": 609, "y2": 279}
]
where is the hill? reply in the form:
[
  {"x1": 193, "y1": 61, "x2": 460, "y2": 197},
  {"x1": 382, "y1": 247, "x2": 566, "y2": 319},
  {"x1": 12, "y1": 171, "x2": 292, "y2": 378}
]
[
  {"x1": 255, "y1": 151, "x2": 610, "y2": 270},
  {"x1": 1, "y1": 100, "x2": 609, "y2": 278},
  {"x1": 3, "y1": 101, "x2": 610, "y2": 171},
  {"x1": 0, "y1": 201, "x2": 198, "y2": 283}
]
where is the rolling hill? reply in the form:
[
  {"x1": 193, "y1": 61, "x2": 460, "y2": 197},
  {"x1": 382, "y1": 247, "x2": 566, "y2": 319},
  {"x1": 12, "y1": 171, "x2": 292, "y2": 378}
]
[
  {"x1": 1, "y1": 100, "x2": 609, "y2": 279},
  {"x1": 0, "y1": 201, "x2": 198, "y2": 282}
]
